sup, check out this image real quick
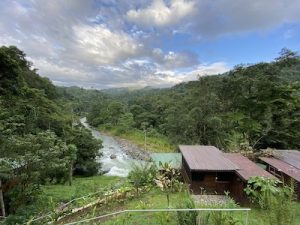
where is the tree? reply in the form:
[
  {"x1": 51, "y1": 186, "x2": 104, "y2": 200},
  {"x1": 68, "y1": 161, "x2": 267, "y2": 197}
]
[
  {"x1": 118, "y1": 112, "x2": 134, "y2": 130},
  {"x1": 1, "y1": 131, "x2": 72, "y2": 213},
  {"x1": 67, "y1": 144, "x2": 77, "y2": 186},
  {"x1": 275, "y1": 48, "x2": 299, "y2": 66},
  {"x1": 69, "y1": 127, "x2": 102, "y2": 176}
]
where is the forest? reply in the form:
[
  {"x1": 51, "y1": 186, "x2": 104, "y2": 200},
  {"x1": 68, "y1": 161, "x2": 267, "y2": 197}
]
[
  {"x1": 84, "y1": 48, "x2": 300, "y2": 152},
  {"x1": 0, "y1": 46, "x2": 101, "y2": 220}
]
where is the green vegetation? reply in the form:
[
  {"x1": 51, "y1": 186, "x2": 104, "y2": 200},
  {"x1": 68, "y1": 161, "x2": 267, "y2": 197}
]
[
  {"x1": 1, "y1": 45, "x2": 300, "y2": 224},
  {"x1": 128, "y1": 163, "x2": 157, "y2": 194},
  {"x1": 245, "y1": 176, "x2": 297, "y2": 225},
  {"x1": 102, "y1": 126, "x2": 175, "y2": 152},
  {"x1": 42, "y1": 176, "x2": 122, "y2": 203},
  {"x1": 176, "y1": 196, "x2": 198, "y2": 225},
  {"x1": 80, "y1": 48, "x2": 300, "y2": 152},
  {"x1": 0, "y1": 46, "x2": 102, "y2": 221},
  {"x1": 66, "y1": 186, "x2": 300, "y2": 225}
]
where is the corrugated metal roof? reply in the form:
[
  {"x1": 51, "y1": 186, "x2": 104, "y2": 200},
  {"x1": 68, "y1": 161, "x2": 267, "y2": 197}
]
[
  {"x1": 273, "y1": 150, "x2": 300, "y2": 170},
  {"x1": 260, "y1": 157, "x2": 300, "y2": 182},
  {"x1": 150, "y1": 153, "x2": 182, "y2": 169},
  {"x1": 225, "y1": 153, "x2": 275, "y2": 181},
  {"x1": 179, "y1": 145, "x2": 239, "y2": 171}
]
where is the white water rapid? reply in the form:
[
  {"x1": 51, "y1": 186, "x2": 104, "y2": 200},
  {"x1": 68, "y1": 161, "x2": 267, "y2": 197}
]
[{"x1": 80, "y1": 117, "x2": 141, "y2": 177}]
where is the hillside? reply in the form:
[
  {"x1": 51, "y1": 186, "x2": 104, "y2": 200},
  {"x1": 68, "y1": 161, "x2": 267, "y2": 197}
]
[
  {"x1": 73, "y1": 50, "x2": 300, "y2": 152},
  {"x1": 0, "y1": 46, "x2": 101, "y2": 223}
]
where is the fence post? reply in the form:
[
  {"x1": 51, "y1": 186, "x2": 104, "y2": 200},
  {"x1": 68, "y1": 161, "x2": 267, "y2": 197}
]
[{"x1": 245, "y1": 210, "x2": 249, "y2": 225}]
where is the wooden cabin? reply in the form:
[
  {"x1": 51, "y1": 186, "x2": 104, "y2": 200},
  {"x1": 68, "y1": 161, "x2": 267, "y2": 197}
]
[
  {"x1": 180, "y1": 145, "x2": 274, "y2": 203},
  {"x1": 260, "y1": 150, "x2": 300, "y2": 200}
]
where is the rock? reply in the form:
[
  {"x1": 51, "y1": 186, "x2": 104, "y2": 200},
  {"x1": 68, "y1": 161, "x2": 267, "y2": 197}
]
[{"x1": 110, "y1": 154, "x2": 117, "y2": 159}]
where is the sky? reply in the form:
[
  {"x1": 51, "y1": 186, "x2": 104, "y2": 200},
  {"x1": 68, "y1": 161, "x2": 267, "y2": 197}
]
[{"x1": 0, "y1": 0, "x2": 300, "y2": 89}]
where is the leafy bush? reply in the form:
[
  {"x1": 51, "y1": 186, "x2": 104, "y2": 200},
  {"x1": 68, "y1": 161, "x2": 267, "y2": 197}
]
[
  {"x1": 128, "y1": 162, "x2": 157, "y2": 194},
  {"x1": 268, "y1": 185, "x2": 296, "y2": 225},
  {"x1": 155, "y1": 162, "x2": 183, "y2": 206},
  {"x1": 176, "y1": 196, "x2": 198, "y2": 225},
  {"x1": 244, "y1": 176, "x2": 281, "y2": 209},
  {"x1": 245, "y1": 176, "x2": 296, "y2": 225}
]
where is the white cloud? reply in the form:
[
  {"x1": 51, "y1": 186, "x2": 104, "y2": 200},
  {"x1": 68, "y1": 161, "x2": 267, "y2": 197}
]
[
  {"x1": 72, "y1": 24, "x2": 143, "y2": 64},
  {"x1": 178, "y1": 62, "x2": 230, "y2": 81},
  {"x1": 152, "y1": 48, "x2": 198, "y2": 69},
  {"x1": 127, "y1": 0, "x2": 196, "y2": 27},
  {"x1": 28, "y1": 57, "x2": 93, "y2": 82},
  {"x1": 0, "y1": 0, "x2": 299, "y2": 89}
]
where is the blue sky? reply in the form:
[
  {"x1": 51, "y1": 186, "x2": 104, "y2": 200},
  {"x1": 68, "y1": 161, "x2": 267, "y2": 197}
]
[{"x1": 0, "y1": 0, "x2": 299, "y2": 89}]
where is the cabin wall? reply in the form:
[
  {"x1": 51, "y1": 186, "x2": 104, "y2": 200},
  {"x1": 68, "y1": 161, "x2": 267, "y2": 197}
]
[
  {"x1": 265, "y1": 164, "x2": 300, "y2": 200},
  {"x1": 181, "y1": 157, "x2": 192, "y2": 184},
  {"x1": 190, "y1": 172, "x2": 238, "y2": 194},
  {"x1": 229, "y1": 176, "x2": 248, "y2": 203},
  {"x1": 181, "y1": 162, "x2": 247, "y2": 202}
]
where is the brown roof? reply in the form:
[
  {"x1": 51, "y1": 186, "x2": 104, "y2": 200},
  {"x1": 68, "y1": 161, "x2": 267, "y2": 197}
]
[
  {"x1": 260, "y1": 157, "x2": 300, "y2": 182},
  {"x1": 179, "y1": 145, "x2": 239, "y2": 171},
  {"x1": 273, "y1": 150, "x2": 300, "y2": 170},
  {"x1": 225, "y1": 153, "x2": 275, "y2": 181}
]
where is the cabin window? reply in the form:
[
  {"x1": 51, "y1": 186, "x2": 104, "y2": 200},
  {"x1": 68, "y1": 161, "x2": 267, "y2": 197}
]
[
  {"x1": 216, "y1": 173, "x2": 231, "y2": 182},
  {"x1": 192, "y1": 172, "x2": 205, "y2": 181},
  {"x1": 269, "y1": 166, "x2": 281, "y2": 178}
]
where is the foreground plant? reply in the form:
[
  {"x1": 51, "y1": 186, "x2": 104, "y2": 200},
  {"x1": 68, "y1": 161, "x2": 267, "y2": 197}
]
[
  {"x1": 128, "y1": 162, "x2": 157, "y2": 195},
  {"x1": 245, "y1": 176, "x2": 296, "y2": 225},
  {"x1": 155, "y1": 162, "x2": 182, "y2": 207}
]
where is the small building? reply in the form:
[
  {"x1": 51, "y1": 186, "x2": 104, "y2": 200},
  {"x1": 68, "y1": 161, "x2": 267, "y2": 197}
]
[
  {"x1": 150, "y1": 153, "x2": 182, "y2": 170},
  {"x1": 259, "y1": 150, "x2": 300, "y2": 200},
  {"x1": 180, "y1": 145, "x2": 274, "y2": 203}
]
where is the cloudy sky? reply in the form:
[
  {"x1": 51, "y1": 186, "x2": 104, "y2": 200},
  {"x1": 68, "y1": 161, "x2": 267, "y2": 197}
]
[{"x1": 1, "y1": 0, "x2": 300, "y2": 89}]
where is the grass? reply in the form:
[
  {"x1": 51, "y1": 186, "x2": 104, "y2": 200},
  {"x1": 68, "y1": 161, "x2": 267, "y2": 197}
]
[
  {"x1": 68, "y1": 188, "x2": 188, "y2": 225},
  {"x1": 248, "y1": 202, "x2": 300, "y2": 225},
  {"x1": 7, "y1": 175, "x2": 300, "y2": 225},
  {"x1": 66, "y1": 187, "x2": 300, "y2": 225},
  {"x1": 42, "y1": 175, "x2": 124, "y2": 203},
  {"x1": 100, "y1": 126, "x2": 176, "y2": 153},
  {"x1": 2, "y1": 176, "x2": 123, "y2": 225}
]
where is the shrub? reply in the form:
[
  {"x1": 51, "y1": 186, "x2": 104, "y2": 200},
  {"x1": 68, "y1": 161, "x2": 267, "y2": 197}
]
[
  {"x1": 245, "y1": 176, "x2": 296, "y2": 225},
  {"x1": 244, "y1": 176, "x2": 281, "y2": 209},
  {"x1": 268, "y1": 185, "x2": 296, "y2": 225},
  {"x1": 128, "y1": 162, "x2": 157, "y2": 194},
  {"x1": 155, "y1": 162, "x2": 182, "y2": 206},
  {"x1": 176, "y1": 196, "x2": 197, "y2": 225}
]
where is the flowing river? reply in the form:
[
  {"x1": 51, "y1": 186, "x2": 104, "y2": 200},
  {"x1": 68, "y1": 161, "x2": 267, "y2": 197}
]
[{"x1": 80, "y1": 117, "x2": 141, "y2": 177}]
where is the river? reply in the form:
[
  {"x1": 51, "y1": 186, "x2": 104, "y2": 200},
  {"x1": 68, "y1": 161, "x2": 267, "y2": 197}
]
[{"x1": 80, "y1": 117, "x2": 141, "y2": 177}]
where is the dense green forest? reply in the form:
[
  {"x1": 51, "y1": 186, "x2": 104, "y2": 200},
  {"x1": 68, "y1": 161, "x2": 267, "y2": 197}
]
[
  {"x1": 84, "y1": 48, "x2": 300, "y2": 151},
  {"x1": 0, "y1": 46, "x2": 101, "y2": 219}
]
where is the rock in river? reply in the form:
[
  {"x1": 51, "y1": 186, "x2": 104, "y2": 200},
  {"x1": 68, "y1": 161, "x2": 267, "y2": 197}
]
[{"x1": 110, "y1": 154, "x2": 117, "y2": 159}]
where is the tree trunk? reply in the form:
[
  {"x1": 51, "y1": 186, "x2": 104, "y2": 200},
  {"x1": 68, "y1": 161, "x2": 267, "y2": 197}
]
[
  {"x1": 0, "y1": 179, "x2": 6, "y2": 218},
  {"x1": 68, "y1": 164, "x2": 73, "y2": 186}
]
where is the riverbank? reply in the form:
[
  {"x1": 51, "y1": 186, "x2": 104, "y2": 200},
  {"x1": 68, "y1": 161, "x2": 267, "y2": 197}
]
[
  {"x1": 114, "y1": 136, "x2": 150, "y2": 161},
  {"x1": 99, "y1": 126, "x2": 176, "y2": 154}
]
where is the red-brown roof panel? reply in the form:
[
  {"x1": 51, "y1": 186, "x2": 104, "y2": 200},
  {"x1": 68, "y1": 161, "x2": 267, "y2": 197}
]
[
  {"x1": 273, "y1": 150, "x2": 300, "y2": 170},
  {"x1": 225, "y1": 153, "x2": 275, "y2": 181},
  {"x1": 179, "y1": 145, "x2": 239, "y2": 171},
  {"x1": 260, "y1": 157, "x2": 300, "y2": 182}
]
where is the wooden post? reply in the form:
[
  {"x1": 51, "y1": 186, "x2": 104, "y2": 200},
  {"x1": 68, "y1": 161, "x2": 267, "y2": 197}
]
[{"x1": 0, "y1": 179, "x2": 6, "y2": 218}]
